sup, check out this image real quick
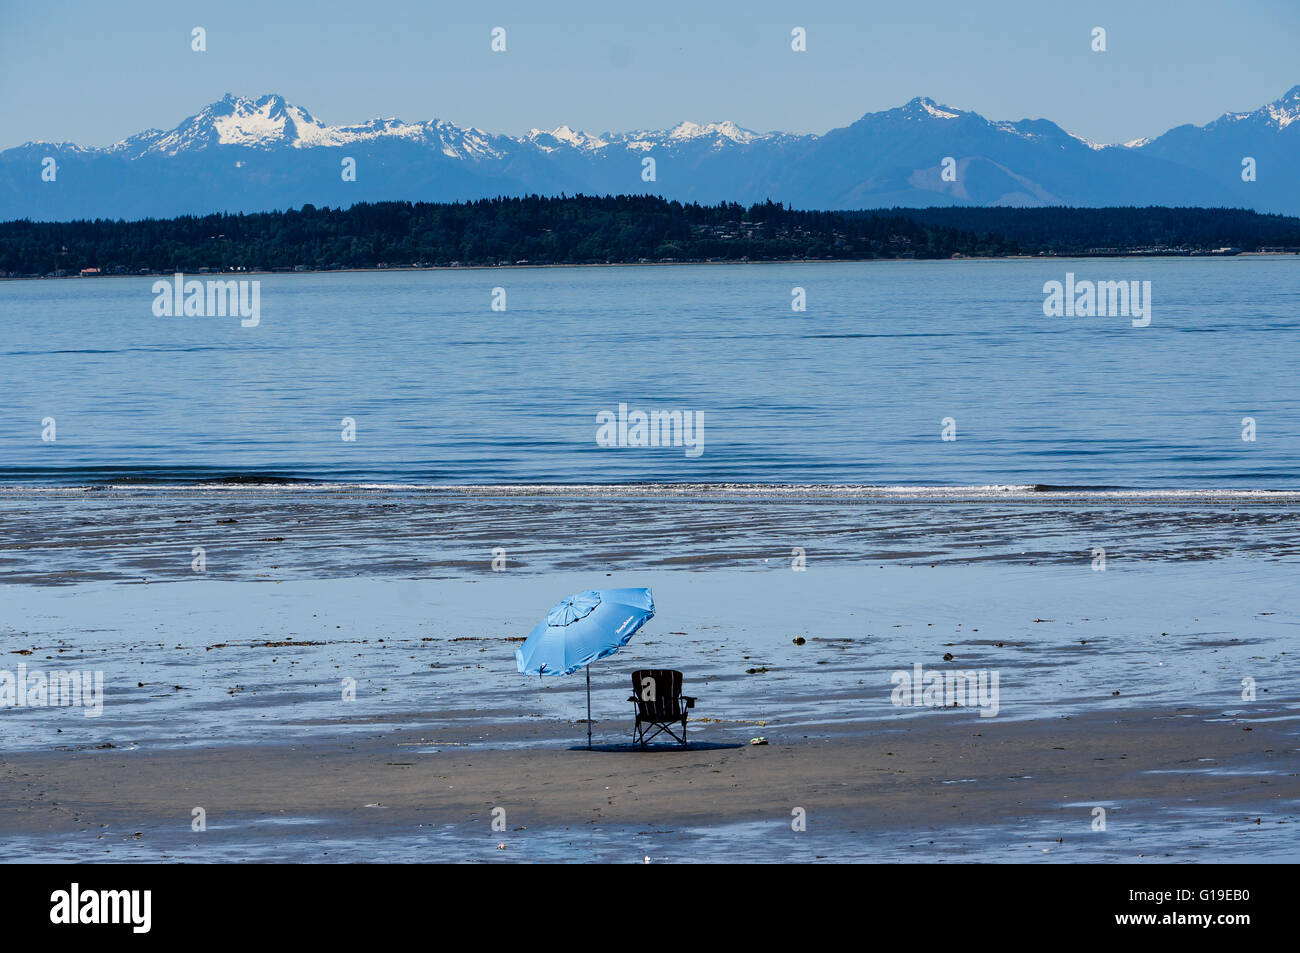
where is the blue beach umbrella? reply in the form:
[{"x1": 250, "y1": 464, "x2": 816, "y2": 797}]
[{"x1": 515, "y1": 588, "x2": 655, "y2": 748}]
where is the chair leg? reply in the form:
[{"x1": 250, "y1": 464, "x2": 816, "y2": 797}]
[
  {"x1": 634, "y1": 719, "x2": 695, "y2": 748},
  {"x1": 654, "y1": 722, "x2": 683, "y2": 746}
]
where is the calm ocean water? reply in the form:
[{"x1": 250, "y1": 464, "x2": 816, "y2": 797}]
[{"x1": 1, "y1": 258, "x2": 1297, "y2": 489}]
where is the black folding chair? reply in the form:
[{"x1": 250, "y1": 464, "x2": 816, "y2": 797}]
[{"x1": 629, "y1": 669, "x2": 696, "y2": 748}]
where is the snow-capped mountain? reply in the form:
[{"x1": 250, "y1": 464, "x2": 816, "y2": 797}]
[
  {"x1": 1202, "y1": 84, "x2": 1300, "y2": 132},
  {"x1": 103, "y1": 93, "x2": 771, "y2": 162},
  {"x1": 2, "y1": 89, "x2": 1297, "y2": 220},
  {"x1": 107, "y1": 94, "x2": 513, "y2": 161},
  {"x1": 117, "y1": 93, "x2": 333, "y2": 155},
  {"x1": 525, "y1": 119, "x2": 771, "y2": 154},
  {"x1": 1132, "y1": 85, "x2": 1300, "y2": 215},
  {"x1": 525, "y1": 125, "x2": 612, "y2": 153}
]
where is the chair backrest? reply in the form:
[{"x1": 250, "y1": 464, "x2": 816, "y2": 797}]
[{"x1": 631, "y1": 669, "x2": 684, "y2": 720}]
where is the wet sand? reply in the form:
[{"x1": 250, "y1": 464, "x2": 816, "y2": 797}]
[
  {"x1": 5, "y1": 486, "x2": 1300, "y2": 585},
  {"x1": 1, "y1": 705, "x2": 1295, "y2": 862}
]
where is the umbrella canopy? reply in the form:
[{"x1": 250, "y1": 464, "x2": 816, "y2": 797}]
[
  {"x1": 515, "y1": 588, "x2": 655, "y2": 676},
  {"x1": 515, "y1": 588, "x2": 655, "y2": 749}
]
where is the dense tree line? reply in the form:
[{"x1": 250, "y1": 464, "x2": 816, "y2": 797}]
[
  {"x1": 1, "y1": 196, "x2": 1295, "y2": 277},
  {"x1": 858, "y1": 206, "x2": 1300, "y2": 253}
]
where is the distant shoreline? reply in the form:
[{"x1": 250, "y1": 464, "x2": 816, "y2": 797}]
[{"x1": 3, "y1": 249, "x2": 1297, "y2": 283}]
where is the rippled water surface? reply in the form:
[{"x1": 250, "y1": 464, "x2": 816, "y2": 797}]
[{"x1": 3, "y1": 258, "x2": 1297, "y2": 487}]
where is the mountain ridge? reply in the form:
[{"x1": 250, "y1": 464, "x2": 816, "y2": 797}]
[{"x1": 3, "y1": 88, "x2": 1298, "y2": 219}]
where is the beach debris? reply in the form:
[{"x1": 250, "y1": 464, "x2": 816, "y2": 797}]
[
  {"x1": 745, "y1": 666, "x2": 771, "y2": 674},
  {"x1": 942, "y1": 652, "x2": 954, "y2": 661},
  {"x1": 750, "y1": 737, "x2": 768, "y2": 745},
  {"x1": 792, "y1": 637, "x2": 806, "y2": 645},
  {"x1": 643, "y1": 855, "x2": 652, "y2": 864},
  {"x1": 395, "y1": 741, "x2": 468, "y2": 747}
]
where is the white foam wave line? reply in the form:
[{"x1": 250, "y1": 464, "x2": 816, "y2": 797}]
[{"x1": 3, "y1": 482, "x2": 1300, "y2": 502}]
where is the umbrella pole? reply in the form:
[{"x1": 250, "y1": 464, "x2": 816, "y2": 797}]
[{"x1": 586, "y1": 665, "x2": 592, "y2": 749}]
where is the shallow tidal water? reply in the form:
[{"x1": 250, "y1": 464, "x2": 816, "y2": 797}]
[{"x1": 3, "y1": 561, "x2": 1295, "y2": 751}]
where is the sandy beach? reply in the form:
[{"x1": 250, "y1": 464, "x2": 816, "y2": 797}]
[{"x1": 1, "y1": 705, "x2": 1294, "y2": 863}]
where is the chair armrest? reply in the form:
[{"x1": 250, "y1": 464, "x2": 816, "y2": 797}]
[
  {"x1": 627, "y1": 695, "x2": 638, "y2": 702},
  {"x1": 682, "y1": 696, "x2": 696, "y2": 708}
]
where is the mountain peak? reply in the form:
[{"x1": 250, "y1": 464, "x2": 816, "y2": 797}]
[
  {"x1": 899, "y1": 96, "x2": 963, "y2": 120},
  {"x1": 852, "y1": 96, "x2": 967, "y2": 125},
  {"x1": 136, "y1": 94, "x2": 331, "y2": 154},
  {"x1": 1206, "y1": 85, "x2": 1300, "y2": 131},
  {"x1": 664, "y1": 120, "x2": 760, "y2": 143},
  {"x1": 525, "y1": 124, "x2": 610, "y2": 152},
  {"x1": 526, "y1": 119, "x2": 763, "y2": 151},
  {"x1": 1264, "y1": 84, "x2": 1300, "y2": 127},
  {"x1": 214, "y1": 92, "x2": 289, "y2": 113}
]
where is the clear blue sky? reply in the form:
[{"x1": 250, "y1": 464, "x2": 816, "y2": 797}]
[{"x1": 2, "y1": 0, "x2": 1297, "y2": 150}]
